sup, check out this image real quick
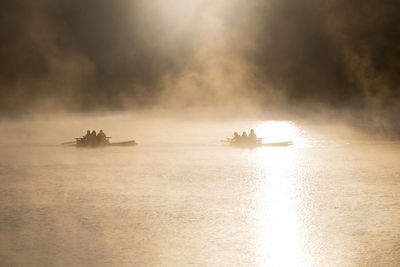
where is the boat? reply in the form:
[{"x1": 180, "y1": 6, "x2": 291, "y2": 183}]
[
  {"x1": 261, "y1": 141, "x2": 293, "y2": 147},
  {"x1": 107, "y1": 140, "x2": 137, "y2": 147},
  {"x1": 62, "y1": 137, "x2": 137, "y2": 148},
  {"x1": 222, "y1": 138, "x2": 293, "y2": 148}
]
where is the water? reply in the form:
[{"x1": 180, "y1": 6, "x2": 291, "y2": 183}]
[{"x1": 1, "y1": 113, "x2": 399, "y2": 266}]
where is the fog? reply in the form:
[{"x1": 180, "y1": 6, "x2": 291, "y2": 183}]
[
  {"x1": 0, "y1": 0, "x2": 399, "y2": 133},
  {"x1": 1, "y1": 1, "x2": 400, "y2": 266},
  {"x1": 0, "y1": 108, "x2": 395, "y2": 149},
  {"x1": 1, "y1": 112, "x2": 400, "y2": 266}
]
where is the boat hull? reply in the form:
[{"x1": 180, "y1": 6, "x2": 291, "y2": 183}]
[
  {"x1": 262, "y1": 141, "x2": 293, "y2": 147},
  {"x1": 229, "y1": 141, "x2": 293, "y2": 148},
  {"x1": 108, "y1": 141, "x2": 137, "y2": 147},
  {"x1": 69, "y1": 140, "x2": 137, "y2": 148}
]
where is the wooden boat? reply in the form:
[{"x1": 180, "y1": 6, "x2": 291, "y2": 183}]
[
  {"x1": 62, "y1": 137, "x2": 137, "y2": 148},
  {"x1": 261, "y1": 141, "x2": 293, "y2": 147},
  {"x1": 107, "y1": 140, "x2": 137, "y2": 147},
  {"x1": 222, "y1": 138, "x2": 293, "y2": 148}
]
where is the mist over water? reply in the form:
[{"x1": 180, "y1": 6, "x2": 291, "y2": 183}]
[
  {"x1": 1, "y1": 0, "x2": 399, "y2": 265},
  {"x1": 1, "y1": 0, "x2": 399, "y2": 128},
  {"x1": 1, "y1": 113, "x2": 399, "y2": 266}
]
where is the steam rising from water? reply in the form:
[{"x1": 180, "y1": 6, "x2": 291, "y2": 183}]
[
  {"x1": 0, "y1": 0, "x2": 399, "y2": 131},
  {"x1": 1, "y1": 2, "x2": 399, "y2": 264},
  {"x1": 0, "y1": 113, "x2": 399, "y2": 266}
]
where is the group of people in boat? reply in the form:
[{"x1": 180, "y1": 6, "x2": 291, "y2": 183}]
[
  {"x1": 231, "y1": 129, "x2": 259, "y2": 145},
  {"x1": 78, "y1": 130, "x2": 108, "y2": 146}
]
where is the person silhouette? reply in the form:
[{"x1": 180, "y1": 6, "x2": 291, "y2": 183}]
[
  {"x1": 89, "y1": 130, "x2": 97, "y2": 145},
  {"x1": 232, "y1": 132, "x2": 240, "y2": 143},
  {"x1": 97, "y1": 130, "x2": 107, "y2": 144},
  {"x1": 248, "y1": 129, "x2": 257, "y2": 143},
  {"x1": 241, "y1": 131, "x2": 248, "y2": 143},
  {"x1": 83, "y1": 130, "x2": 91, "y2": 141}
]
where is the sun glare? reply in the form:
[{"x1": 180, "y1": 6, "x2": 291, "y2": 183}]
[
  {"x1": 254, "y1": 121, "x2": 305, "y2": 145},
  {"x1": 250, "y1": 143, "x2": 310, "y2": 265}
]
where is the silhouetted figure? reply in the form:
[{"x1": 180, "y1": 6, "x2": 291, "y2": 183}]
[
  {"x1": 232, "y1": 132, "x2": 240, "y2": 143},
  {"x1": 97, "y1": 130, "x2": 107, "y2": 144},
  {"x1": 241, "y1": 131, "x2": 248, "y2": 143},
  {"x1": 248, "y1": 129, "x2": 257, "y2": 143},
  {"x1": 83, "y1": 130, "x2": 91, "y2": 141},
  {"x1": 89, "y1": 130, "x2": 97, "y2": 146}
]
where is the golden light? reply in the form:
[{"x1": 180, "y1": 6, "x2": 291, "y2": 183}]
[
  {"x1": 247, "y1": 123, "x2": 312, "y2": 265},
  {"x1": 154, "y1": 0, "x2": 203, "y2": 22},
  {"x1": 254, "y1": 121, "x2": 306, "y2": 145},
  {"x1": 148, "y1": 0, "x2": 227, "y2": 28}
]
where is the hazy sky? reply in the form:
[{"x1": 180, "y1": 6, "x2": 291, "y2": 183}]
[{"x1": 0, "y1": 0, "x2": 399, "y2": 115}]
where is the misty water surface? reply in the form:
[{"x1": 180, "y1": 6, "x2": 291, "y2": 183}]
[{"x1": 0, "y1": 113, "x2": 399, "y2": 266}]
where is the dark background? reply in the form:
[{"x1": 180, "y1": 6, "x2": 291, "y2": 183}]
[{"x1": 0, "y1": 0, "x2": 399, "y2": 118}]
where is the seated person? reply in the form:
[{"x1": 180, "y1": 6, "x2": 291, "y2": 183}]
[
  {"x1": 248, "y1": 129, "x2": 257, "y2": 143},
  {"x1": 232, "y1": 132, "x2": 240, "y2": 143},
  {"x1": 97, "y1": 130, "x2": 107, "y2": 143},
  {"x1": 241, "y1": 131, "x2": 248, "y2": 142},
  {"x1": 83, "y1": 130, "x2": 91, "y2": 140}
]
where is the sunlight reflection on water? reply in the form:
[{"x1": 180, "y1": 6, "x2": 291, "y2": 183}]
[
  {"x1": 1, "y1": 116, "x2": 400, "y2": 266},
  {"x1": 254, "y1": 121, "x2": 310, "y2": 148},
  {"x1": 249, "y1": 146, "x2": 311, "y2": 266}
]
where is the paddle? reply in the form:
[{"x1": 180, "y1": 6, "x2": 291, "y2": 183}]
[{"x1": 61, "y1": 141, "x2": 76, "y2": 145}]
